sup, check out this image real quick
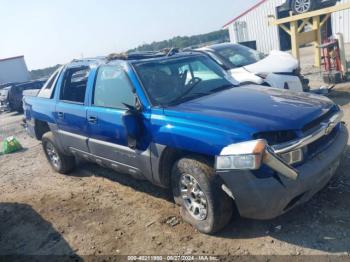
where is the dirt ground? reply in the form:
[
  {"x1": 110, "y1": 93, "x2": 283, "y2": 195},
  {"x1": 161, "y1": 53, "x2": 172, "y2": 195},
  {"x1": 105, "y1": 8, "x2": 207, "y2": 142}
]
[{"x1": 0, "y1": 89, "x2": 350, "y2": 257}]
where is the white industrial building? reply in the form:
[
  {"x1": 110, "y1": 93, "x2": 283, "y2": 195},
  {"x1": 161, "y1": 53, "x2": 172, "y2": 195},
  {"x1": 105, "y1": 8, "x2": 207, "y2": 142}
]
[
  {"x1": 223, "y1": 0, "x2": 350, "y2": 54},
  {"x1": 0, "y1": 56, "x2": 30, "y2": 85}
]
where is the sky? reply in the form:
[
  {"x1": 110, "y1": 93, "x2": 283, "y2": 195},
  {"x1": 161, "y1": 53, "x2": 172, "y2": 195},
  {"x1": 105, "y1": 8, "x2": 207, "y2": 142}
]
[{"x1": 0, "y1": 0, "x2": 257, "y2": 70}]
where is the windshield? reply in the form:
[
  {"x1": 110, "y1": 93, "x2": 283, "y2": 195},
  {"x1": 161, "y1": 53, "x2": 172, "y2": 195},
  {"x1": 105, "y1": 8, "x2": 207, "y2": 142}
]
[
  {"x1": 213, "y1": 44, "x2": 265, "y2": 69},
  {"x1": 133, "y1": 55, "x2": 236, "y2": 106}
]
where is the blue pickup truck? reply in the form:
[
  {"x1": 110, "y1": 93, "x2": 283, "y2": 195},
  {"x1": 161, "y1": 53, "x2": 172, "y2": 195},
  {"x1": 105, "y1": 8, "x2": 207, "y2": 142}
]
[{"x1": 23, "y1": 51, "x2": 348, "y2": 234}]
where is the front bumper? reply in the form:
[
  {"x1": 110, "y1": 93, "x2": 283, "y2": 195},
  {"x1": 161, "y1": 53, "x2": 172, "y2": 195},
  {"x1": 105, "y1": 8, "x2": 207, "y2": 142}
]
[{"x1": 218, "y1": 124, "x2": 348, "y2": 220}]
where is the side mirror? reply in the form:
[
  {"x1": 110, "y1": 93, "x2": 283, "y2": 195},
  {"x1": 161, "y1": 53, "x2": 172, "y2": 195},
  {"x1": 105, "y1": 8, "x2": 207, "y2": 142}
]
[{"x1": 122, "y1": 107, "x2": 142, "y2": 149}]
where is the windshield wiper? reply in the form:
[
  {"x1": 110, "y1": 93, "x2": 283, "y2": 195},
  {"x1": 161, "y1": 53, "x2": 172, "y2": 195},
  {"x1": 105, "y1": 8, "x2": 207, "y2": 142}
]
[
  {"x1": 167, "y1": 92, "x2": 209, "y2": 106},
  {"x1": 167, "y1": 84, "x2": 234, "y2": 106}
]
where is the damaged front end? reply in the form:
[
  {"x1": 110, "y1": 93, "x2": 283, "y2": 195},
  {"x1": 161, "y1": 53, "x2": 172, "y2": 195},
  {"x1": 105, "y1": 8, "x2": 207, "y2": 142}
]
[
  {"x1": 216, "y1": 109, "x2": 344, "y2": 180},
  {"x1": 216, "y1": 139, "x2": 299, "y2": 180},
  {"x1": 215, "y1": 109, "x2": 347, "y2": 220}
]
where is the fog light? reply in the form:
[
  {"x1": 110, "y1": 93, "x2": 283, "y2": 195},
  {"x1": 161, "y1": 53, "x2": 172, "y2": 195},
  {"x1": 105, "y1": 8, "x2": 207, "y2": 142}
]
[{"x1": 280, "y1": 149, "x2": 303, "y2": 165}]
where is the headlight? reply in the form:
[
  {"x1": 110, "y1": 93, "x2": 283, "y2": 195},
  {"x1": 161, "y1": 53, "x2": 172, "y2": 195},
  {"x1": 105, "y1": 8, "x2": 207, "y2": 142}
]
[
  {"x1": 215, "y1": 140, "x2": 266, "y2": 170},
  {"x1": 216, "y1": 139, "x2": 300, "y2": 180}
]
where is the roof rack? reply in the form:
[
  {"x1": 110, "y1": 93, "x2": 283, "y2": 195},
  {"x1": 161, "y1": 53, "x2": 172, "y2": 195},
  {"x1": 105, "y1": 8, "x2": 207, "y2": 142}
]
[
  {"x1": 71, "y1": 57, "x2": 106, "y2": 63},
  {"x1": 107, "y1": 48, "x2": 180, "y2": 61}
]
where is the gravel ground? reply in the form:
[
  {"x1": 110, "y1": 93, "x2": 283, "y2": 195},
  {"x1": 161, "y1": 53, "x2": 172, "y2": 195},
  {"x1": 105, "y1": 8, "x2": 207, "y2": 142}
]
[{"x1": 0, "y1": 88, "x2": 349, "y2": 257}]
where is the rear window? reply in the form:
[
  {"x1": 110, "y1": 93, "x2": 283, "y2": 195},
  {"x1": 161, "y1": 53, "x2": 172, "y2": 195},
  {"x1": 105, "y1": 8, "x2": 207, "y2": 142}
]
[
  {"x1": 214, "y1": 44, "x2": 264, "y2": 69},
  {"x1": 37, "y1": 69, "x2": 61, "y2": 99},
  {"x1": 60, "y1": 67, "x2": 90, "y2": 103}
]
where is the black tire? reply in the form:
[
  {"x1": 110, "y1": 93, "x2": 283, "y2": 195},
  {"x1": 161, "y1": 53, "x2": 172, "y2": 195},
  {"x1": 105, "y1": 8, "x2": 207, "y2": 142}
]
[
  {"x1": 42, "y1": 132, "x2": 75, "y2": 174},
  {"x1": 171, "y1": 156, "x2": 233, "y2": 234},
  {"x1": 291, "y1": 0, "x2": 315, "y2": 14}
]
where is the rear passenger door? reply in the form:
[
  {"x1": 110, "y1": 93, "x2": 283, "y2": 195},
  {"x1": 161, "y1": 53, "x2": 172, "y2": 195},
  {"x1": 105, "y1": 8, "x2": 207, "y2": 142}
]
[
  {"x1": 55, "y1": 66, "x2": 91, "y2": 152},
  {"x1": 86, "y1": 65, "x2": 140, "y2": 168}
]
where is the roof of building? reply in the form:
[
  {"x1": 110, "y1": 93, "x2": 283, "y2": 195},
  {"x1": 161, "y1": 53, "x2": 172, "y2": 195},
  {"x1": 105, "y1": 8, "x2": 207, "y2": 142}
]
[
  {"x1": 223, "y1": 0, "x2": 267, "y2": 28},
  {"x1": 0, "y1": 55, "x2": 25, "y2": 63}
]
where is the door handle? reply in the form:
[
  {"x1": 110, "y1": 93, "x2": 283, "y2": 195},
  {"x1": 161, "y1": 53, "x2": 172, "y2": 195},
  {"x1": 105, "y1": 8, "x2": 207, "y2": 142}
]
[
  {"x1": 57, "y1": 112, "x2": 64, "y2": 118},
  {"x1": 88, "y1": 116, "x2": 97, "y2": 124}
]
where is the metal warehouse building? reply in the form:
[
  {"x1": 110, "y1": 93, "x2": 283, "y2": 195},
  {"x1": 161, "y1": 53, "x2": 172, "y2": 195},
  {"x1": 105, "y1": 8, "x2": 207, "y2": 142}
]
[
  {"x1": 223, "y1": 0, "x2": 350, "y2": 54},
  {"x1": 0, "y1": 56, "x2": 30, "y2": 85}
]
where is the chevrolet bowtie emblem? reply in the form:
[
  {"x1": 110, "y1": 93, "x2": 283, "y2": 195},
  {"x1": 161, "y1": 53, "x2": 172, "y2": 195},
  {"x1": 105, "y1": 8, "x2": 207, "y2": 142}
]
[{"x1": 324, "y1": 121, "x2": 335, "y2": 135}]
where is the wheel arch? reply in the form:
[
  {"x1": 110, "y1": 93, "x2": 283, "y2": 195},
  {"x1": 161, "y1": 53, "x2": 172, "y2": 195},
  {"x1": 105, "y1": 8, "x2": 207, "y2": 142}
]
[
  {"x1": 34, "y1": 119, "x2": 50, "y2": 140},
  {"x1": 156, "y1": 145, "x2": 215, "y2": 188}
]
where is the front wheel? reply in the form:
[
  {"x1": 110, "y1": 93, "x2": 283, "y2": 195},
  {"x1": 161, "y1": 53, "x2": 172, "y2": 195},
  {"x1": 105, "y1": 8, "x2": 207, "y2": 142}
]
[{"x1": 171, "y1": 156, "x2": 233, "y2": 234}]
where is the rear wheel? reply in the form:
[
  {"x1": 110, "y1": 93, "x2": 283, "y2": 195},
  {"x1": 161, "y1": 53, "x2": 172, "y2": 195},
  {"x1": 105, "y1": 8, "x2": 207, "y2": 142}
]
[
  {"x1": 291, "y1": 0, "x2": 315, "y2": 14},
  {"x1": 42, "y1": 132, "x2": 75, "y2": 174},
  {"x1": 171, "y1": 156, "x2": 233, "y2": 234}
]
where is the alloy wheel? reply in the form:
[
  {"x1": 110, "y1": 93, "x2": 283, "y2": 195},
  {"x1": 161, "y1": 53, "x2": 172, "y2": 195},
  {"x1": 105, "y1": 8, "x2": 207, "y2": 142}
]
[
  {"x1": 45, "y1": 142, "x2": 61, "y2": 169},
  {"x1": 294, "y1": 0, "x2": 312, "y2": 13},
  {"x1": 179, "y1": 174, "x2": 208, "y2": 221}
]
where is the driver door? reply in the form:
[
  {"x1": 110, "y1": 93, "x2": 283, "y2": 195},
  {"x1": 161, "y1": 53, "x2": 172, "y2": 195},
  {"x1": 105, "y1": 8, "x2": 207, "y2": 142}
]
[{"x1": 86, "y1": 65, "x2": 140, "y2": 169}]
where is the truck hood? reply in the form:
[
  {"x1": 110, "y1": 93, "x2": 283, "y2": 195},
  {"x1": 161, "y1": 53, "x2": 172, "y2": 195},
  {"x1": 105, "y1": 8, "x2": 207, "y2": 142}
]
[
  {"x1": 227, "y1": 67, "x2": 264, "y2": 84},
  {"x1": 241, "y1": 50, "x2": 299, "y2": 74},
  {"x1": 164, "y1": 85, "x2": 335, "y2": 135}
]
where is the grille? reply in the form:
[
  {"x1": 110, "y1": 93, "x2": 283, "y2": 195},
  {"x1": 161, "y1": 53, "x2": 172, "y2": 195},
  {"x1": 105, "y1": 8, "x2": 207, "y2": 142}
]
[
  {"x1": 307, "y1": 124, "x2": 339, "y2": 159},
  {"x1": 253, "y1": 130, "x2": 297, "y2": 146},
  {"x1": 302, "y1": 109, "x2": 336, "y2": 134}
]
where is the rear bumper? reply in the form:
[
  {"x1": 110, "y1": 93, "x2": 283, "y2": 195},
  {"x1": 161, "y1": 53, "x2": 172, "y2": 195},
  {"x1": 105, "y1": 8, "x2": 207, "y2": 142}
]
[
  {"x1": 218, "y1": 124, "x2": 348, "y2": 220},
  {"x1": 25, "y1": 119, "x2": 36, "y2": 138}
]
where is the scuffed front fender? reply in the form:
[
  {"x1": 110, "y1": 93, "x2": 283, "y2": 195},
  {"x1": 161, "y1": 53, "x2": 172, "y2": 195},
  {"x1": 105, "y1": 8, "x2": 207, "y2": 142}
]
[{"x1": 149, "y1": 112, "x2": 253, "y2": 157}]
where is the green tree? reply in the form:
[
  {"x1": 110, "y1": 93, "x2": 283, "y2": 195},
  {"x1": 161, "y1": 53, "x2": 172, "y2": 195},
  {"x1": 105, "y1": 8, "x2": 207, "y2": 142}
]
[{"x1": 129, "y1": 30, "x2": 229, "y2": 52}]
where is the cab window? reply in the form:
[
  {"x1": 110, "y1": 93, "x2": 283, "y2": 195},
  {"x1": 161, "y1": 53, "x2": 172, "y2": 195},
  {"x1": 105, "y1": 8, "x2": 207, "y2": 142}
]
[
  {"x1": 93, "y1": 66, "x2": 135, "y2": 109},
  {"x1": 37, "y1": 69, "x2": 61, "y2": 99},
  {"x1": 60, "y1": 67, "x2": 90, "y2": 103}
]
